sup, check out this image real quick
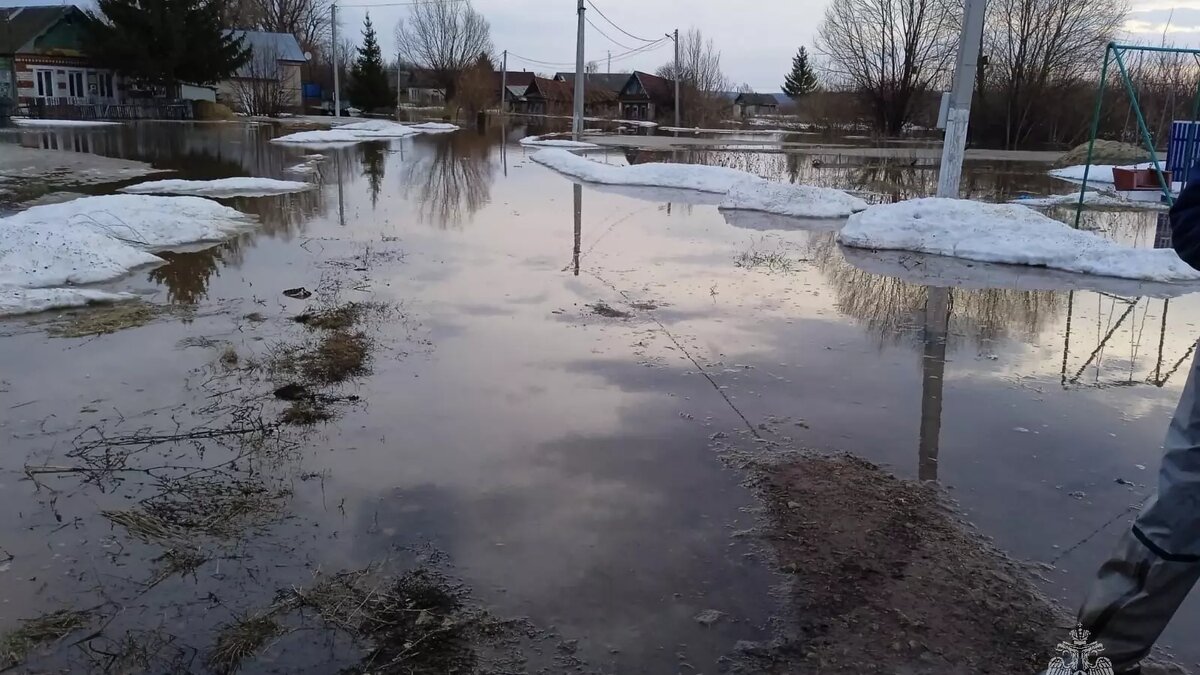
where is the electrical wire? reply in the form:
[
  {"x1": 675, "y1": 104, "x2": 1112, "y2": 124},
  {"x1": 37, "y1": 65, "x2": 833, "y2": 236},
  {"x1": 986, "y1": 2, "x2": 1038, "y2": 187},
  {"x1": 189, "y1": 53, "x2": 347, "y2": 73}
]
[
  {"x1": 506, "y1": 36, "x2": 668, "y2": 70},
  {"x1": 585, "y1": 16, "x2": 636, "y2": 51},
  {"x1": 338, "y1": 0, "x2": 465, "y2": 8},
  {"x1": 584, "y1": 0, "x2": 659, "y2": 43}
]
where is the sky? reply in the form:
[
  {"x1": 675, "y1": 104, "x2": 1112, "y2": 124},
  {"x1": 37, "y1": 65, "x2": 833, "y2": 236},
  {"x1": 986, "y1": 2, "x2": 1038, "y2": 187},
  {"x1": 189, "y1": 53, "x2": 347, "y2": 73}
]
[{"x1": 1, "y1": 0, "x2": 1192, "y2": 92}]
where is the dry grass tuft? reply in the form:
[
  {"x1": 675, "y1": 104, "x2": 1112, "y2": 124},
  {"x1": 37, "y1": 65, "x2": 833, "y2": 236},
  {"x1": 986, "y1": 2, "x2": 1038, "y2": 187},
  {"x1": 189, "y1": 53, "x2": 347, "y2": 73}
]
[
  {"x1": 0, "y1": 609, "x2": 91, "y2": 668},
  {"x1": 292, "y1": 302, "x2": 377, "y2": 331},
  {"x1": 103, "y1": 479, "x2": 288, "y2": 543},
  {"x1": 48, "y1": 303, "x2": 159, "y2": 338},
  {"x1": 206, "y1": 615, "x2": 280, "y2": 674},
  {"x1": 278, "y1": 398, "x2": 334, "y2": 426}
]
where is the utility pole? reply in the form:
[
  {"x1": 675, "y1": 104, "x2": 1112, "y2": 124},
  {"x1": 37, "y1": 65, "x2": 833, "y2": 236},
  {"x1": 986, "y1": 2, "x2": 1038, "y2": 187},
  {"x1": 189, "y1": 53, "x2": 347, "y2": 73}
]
[
  {"x1": 935, "y1": 0, "x2": 986, "y2": 198},
  {"x1": 572, "y1": 0, "x2": 585, "y2": 140},
  {"x1": 331, "y1": 3, "x2": 340, "y2": 118},
  {"x1": 673, "y1": 29, "x2": 680, "y2": 129},
  {"x1": 396, "y1": 51, "x2": 402, "y2": 115},
  {"x1": 607, "y1": 50, "x2": 611, "y2": 73},
  {"x1": 501, "y1": 50, "x2": 508, "y2": 115}
]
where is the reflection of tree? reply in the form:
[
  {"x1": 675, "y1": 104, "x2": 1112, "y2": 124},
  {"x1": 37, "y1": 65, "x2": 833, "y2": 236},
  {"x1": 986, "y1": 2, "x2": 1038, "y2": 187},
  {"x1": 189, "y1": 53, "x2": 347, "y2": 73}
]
[
  {"x1": 148, "y1": 246, "x2": 228, "y2": 305},
  {"x1": 401, "y1": 133, "x2": 494, "y2": 228},
  {"x1": 808, "y1": 232, "x2": 1063, "y2": 348},
  {"x1": 359, "y1": 142, "x2": 386, "y2": 207}
]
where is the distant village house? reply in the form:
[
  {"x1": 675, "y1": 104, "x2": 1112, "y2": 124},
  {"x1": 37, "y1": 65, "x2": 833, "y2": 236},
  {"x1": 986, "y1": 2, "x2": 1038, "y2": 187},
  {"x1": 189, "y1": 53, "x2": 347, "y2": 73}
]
[
  {"x1": 733, "y1": 92, "x2": 778, "y2": 118},
  {"x1": 217, "y1": 30, "x2": 306, "y2": 113},
  {"x1": 0, "y1": 6, "x2": 122, "y2": 107},
  {"x1": 618, "y1": 71, "x2": 675, "y2": 122}
]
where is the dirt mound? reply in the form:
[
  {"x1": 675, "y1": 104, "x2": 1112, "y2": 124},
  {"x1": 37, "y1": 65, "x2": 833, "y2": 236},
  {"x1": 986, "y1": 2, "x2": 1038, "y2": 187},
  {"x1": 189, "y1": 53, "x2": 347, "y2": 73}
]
[
  {"x1": 733, "y1": 454, "x2": 1068, "y2": 674},
  {"x1": 1056, "y1": 140, "x2": 1151, "y2": 167}
]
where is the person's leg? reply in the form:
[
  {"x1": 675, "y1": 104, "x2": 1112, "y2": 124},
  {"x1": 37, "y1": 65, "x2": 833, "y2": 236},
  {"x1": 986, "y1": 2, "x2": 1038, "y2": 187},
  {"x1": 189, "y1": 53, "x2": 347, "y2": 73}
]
[{"x1": 1078, "y1": 349, "x2": 1200, "y2": 671}]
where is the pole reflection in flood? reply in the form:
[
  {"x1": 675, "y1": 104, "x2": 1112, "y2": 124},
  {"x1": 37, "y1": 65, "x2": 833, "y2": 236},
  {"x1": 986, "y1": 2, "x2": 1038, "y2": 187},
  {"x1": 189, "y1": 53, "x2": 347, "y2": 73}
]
[
  {"x1": 335, "y1": 150, "x2": 346, "y2": 228},
  {"x1": 572, "y1": 182, "x2": 582, "y2": 276},
  {"x1": 919, "y1": 287, "x2": 950, "y2": 481}
]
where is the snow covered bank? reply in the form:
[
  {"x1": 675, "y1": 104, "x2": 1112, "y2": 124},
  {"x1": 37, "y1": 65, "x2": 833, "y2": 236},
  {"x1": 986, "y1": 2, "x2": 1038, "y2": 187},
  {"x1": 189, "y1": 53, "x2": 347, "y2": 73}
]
[
  {"x1": 519, "y1": 135, "x2": 599, "y2": 149},
  {"x1": 409, "y1": 122, "x2": 459, "y2": 133},
  {"x1": 271, "y1": 119, "x2": 458, "y2": 145},
  {"x1": 719, "y1": 180, "x2": 868, "y2": 219},
  {"x1": 1050, "y1": 162, "x2": 1155, "y2": 184},
  {"x1": 11, "y1": 118, "x2": 121, "y2": 128},
  {"x1": 0, "y1": 288, "x2": 138, "y2": 316},
  {"x1": 0, "y1": 195, "x2": 256, "y2": 315},
  {"x1": 121, "y1": 177, "x2": 314, "y2": 198},
  {"x1": 838, "y1": 198, "x2": 1200, "y2": 282},
  {"x1": 532, "y1": 148, "x2": 866, "y2": 218},
  {"x1": 532, "y1": 148, "x2": 755, "y2": 193},
  {"x1": 1010, "y1": 191, "x2": 1167, "y2": 210}
]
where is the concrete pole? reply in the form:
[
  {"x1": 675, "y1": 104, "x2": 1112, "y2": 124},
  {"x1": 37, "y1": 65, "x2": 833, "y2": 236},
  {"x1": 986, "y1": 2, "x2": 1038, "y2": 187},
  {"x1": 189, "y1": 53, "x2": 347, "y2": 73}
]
[
  {"x1": 673, "y1": 29, "x2": 680, "y2": 129},
  {"x1": 332, "y1": 3, "x2": 340, "y2": 118},
  {"x1": 572, "y1": 0, "x2": 585, "y2": 140},
  {"x1": 935, "y1": 0, "x2": 986, "y2": 198},
  {"x1": 607, "y1": 50, "x2": 611, "y2": 73},
  {"x1": 501, "y1": 50, "x2": 507, "y2": 115},
  {"x1": 396, "y1": 51, "x2": 402, "y2": 116}
]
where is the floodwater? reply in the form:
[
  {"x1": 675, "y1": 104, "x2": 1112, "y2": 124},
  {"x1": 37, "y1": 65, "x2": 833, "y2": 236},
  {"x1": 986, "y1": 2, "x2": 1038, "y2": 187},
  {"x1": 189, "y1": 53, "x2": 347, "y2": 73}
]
[{"x1": 2, "y1": 120, "x2": 1200, "y2": 671}]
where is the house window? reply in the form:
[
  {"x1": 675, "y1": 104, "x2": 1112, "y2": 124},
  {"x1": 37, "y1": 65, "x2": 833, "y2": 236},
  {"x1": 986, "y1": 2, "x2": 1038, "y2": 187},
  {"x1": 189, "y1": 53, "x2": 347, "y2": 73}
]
[
  {"x1": 93, "y1": 72, "x2": 114, "y2": 99},
  {"x1": 66, "y1": 70, "x2": 85, "y2": 98},
  {"x1": 35, "y1": 70, "x2": 55, "y2": 98}
]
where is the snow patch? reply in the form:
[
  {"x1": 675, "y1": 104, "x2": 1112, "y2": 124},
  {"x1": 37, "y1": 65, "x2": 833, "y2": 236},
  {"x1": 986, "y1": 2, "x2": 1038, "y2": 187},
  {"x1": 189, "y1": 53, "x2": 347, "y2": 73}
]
[
  {"x1": 533, "y1": 149, "x2": 865, "y2": 220},
  {"x1": 532, "y1": 148, "x2": 755, "y2": 193},
  {"x1": 838, "y1": 197, "x2": 1200, "y2": 282},
  {"x1": 0, "y1": 288, "x2": 138, "y2": 316},
  {"x1": 11, "y1": 118, "x2": 121, "y2": 128},
  {"x1": 720, "y1": 179, "x2": 868, "y2": 219},
  {"x1": 519, "y1": 135, "x2": 599, "y2": 149},
  {"x1": 409, "y1": 122, "x2": 459, "y2": 133},
  {"x1": 330, "y1": 119, "x2": 422, "y2": 137},
  {"x1": 270, "y1": 129, "x2": 363, "y2": 145},
  {"x1": 121, "y1": 177, "x2": 313, "y2": 198},
  {"x1": 0, "y1": 195, "x2": 256, "y2": 314},
  {"x1": 1050, "y1": 163, "x2": 1155, "y2": 184},
  {"x1": 1011, "y1": 191, "x2": 1167, "y2": 210}
]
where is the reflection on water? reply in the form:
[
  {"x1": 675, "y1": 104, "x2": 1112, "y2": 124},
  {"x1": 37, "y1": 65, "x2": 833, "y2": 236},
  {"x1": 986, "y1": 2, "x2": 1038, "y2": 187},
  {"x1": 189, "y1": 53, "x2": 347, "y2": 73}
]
[
  {"x1": 920, "y1": 288, "x2": 950, "y2": 481},
  {"x1": 400, "y1": 132, "x2": 495, "y2": 228},
  {"x1": 360, "y1": 142, "x2": 386, "y2": 207}
]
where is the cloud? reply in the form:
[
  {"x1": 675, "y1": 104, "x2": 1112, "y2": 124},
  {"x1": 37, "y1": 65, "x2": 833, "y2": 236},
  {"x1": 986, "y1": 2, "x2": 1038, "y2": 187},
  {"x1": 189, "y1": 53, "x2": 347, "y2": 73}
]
[{"x1": 1123, "y1": 17, "x2": 1200, "y2": 34}]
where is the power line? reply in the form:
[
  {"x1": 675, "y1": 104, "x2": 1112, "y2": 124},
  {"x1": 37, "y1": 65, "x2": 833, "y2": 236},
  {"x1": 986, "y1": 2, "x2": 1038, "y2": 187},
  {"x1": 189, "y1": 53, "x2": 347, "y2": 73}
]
[
  {"x1": 506, "y1": 37, "x2": 667, "y2": 71},
  {"x1": 584, "y1": 0, "x2": 658, "y2": 43},
  {"x1": 338, "y1": 0, "x2": 465, "y2": 8},
  {"x1": 585, "y1": 16, "x2": 635, "y2": 51}
]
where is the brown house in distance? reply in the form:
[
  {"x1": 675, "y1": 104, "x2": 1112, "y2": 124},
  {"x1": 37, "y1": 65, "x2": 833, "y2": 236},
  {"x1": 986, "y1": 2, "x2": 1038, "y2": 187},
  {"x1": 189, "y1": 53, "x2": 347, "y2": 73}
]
[
  {"x1": 520, "y1": 76, "x2": 617, "y2": 117},
  {"x1": 618, "y1": 71, "x2": 674, "y2": 121}
]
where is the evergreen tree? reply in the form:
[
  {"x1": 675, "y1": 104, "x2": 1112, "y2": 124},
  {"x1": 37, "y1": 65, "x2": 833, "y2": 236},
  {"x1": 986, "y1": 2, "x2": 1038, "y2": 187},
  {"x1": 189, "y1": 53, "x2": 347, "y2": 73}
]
[
  {"x1": 84, "y1": 0, "x2": 249, "y2": 86},
  {"x1": 782, "y1": 47, "x2": 818, "y2": 98},
  {"x1": 348, "y1": 14, "x2": 392, "y2": 112}
]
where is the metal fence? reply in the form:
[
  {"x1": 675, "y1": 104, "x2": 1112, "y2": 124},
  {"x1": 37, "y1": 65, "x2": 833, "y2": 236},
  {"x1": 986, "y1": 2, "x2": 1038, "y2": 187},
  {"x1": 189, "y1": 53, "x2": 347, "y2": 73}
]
[{"x1": 18, "y1": 97, "x2": 193, "y2": 120}]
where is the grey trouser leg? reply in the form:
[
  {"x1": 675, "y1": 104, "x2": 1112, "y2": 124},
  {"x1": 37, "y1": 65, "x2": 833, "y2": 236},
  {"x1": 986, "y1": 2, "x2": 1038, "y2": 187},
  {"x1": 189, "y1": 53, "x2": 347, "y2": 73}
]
[{"x1": 1078, "y1": 348, "x2": 1200, "y2": 670}]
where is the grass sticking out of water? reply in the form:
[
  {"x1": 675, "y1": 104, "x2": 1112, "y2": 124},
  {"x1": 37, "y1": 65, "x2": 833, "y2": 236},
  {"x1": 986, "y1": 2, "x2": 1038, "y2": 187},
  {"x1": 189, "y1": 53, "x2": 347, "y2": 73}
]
[
  {"x1": 207, "y1": 615, "x2": 280, "y2": 674},
  {"x1": 0, "y1": 609, "x2": 91, "y2": 669},
  {"x1": 48, "y1": 302, "x2": 159, "y2": 338}
]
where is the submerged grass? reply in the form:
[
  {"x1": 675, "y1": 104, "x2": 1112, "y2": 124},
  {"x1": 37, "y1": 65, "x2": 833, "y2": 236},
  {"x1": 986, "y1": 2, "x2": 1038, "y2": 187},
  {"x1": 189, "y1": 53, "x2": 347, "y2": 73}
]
[
  {"x1": 103, "y1": 478, "x2": 288, "y2": 543},
  {"x1": 48, "y1": 303, "x2": 160, "y2": 338},
  {"x1": 270, "y1": 329, "x2": 371, "y2": 386},
  {"x1": 292, "y1": 302, "x2": 380, "y2": 331},
  {"x1": 735, "y1": 250, "x2": 805, "y2": 273},
  {"x1": 1, "y1": 609, "x2": 91, "y2": 668},
  {"x1": 206, "y1": 615, "x2": 281, "y2": 674}
]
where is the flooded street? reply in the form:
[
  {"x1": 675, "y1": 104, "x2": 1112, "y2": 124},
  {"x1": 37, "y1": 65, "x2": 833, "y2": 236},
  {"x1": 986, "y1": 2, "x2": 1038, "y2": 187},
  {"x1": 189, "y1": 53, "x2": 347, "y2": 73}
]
[{"x1": 3, "y1": 120, "x2": 1200, "y2": 672}]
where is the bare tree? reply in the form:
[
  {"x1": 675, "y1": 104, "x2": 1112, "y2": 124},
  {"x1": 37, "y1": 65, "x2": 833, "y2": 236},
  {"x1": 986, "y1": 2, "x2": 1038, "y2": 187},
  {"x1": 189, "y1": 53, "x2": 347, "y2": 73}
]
[
  {"x1": 655, "y1": 28, "x2": 729, "y2": 125},
  {"x1": 816, "y1": 0, "x2": 957, "y2": 135},
  {"x1": 981, "y1": 0, "x2": 1126, "y2": 148},
  {"x1": 393, "y1": 0, "x2": 492, "y2": 102},
  {"x1": 231, "y1": 45, "x2": 292, "y2": 116}
]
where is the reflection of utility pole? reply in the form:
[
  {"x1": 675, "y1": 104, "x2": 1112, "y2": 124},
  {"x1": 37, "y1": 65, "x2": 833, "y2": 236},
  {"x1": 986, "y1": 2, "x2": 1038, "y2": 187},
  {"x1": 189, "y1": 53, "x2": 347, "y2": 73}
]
[
  {"x1": 335, "y1": 150, "x2": 345, "y2": 227},
  {"x1": 572, "y1": 183, "x2": 582, "y2": 276},
  {"x1": 919, "y1": 287, "x2": 950, "y2": 481}
]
